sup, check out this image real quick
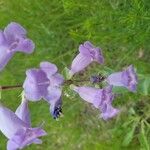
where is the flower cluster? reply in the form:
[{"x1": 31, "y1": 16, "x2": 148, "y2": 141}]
[
  {"x1": 0, "y1": 22, "x2": 138, "y2": 149},
  {"x1": 69, "y1": 41, "x2": 137, "y2": 120}
]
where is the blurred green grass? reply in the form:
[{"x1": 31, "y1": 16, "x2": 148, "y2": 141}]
[{"x1": 0, "y1": 0, "x2": 150, "y2": 149}]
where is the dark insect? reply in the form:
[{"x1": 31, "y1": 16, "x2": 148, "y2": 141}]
[{"x1": 90, "y1": 74, "x2": 106, "y2": 84}]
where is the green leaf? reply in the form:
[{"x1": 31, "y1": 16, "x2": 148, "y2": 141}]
[
  {"x1": 122, "y1": 123, "x2": 136, "y2": 146},
  {"x1": 138, "y1": 74, "x2": 150, "y2": 96},
  {"x1": 138, "y1": 121, "x2": 150, "y2": 150}
]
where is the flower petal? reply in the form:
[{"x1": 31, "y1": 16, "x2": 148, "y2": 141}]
[
  {"x1": 0, "y1": 104, "x2": 27, "y2": 139},
  {"x1": 7, "y1": 139, "x2": 20, "y2": 150},
  {"x1": 23, "y1": 69, "x2": 49, "y2": 101},
  {"x1": 93, "y1": 47, "x2": 104, "y2": 64},
  {"x1": 49, "y1": 73, "x2": 64, "y2": 86},
  {"x1": 15, "y1": 98, "x2": 31, "y2": 127},
  {"x1": 100, "y1": 104, "x2": 119, "y2": 120},
  {"x1": 73, "y1": 86, "x2": 101, "y2": 104},
  {"x1": 13, "y1": 38, "x2": 35, "y2": 54},
  {"x1": 79, "y1": 44, "x2": 91, "y2": 56},
  {"x1": 0, "y1": 46, "x2": 14, "y2": 71},
  {"x1": 20, "y1": 128, "x2": 47, "y2": 148},
  {"x1": 4, "y1": 22, "x2": 26, "y2": 44},
  {"x1": 44, "y1": 86, "x2": 62, "y2": 103},
  {"x1": 84, "y1": 41, "x2": 94, "y2": 49},
  {"x1": 107, "y1": 72, "x2": 124, "y2": 86},
  {"x1": 70, "y1": 53, "x2": 92, "y2": 76},
  {"x1": 7, "y1": 127, "x2": 46, "y2": 149},
  {"x1": 40, "y1": 61, "x2": 58, "y2": 77}
]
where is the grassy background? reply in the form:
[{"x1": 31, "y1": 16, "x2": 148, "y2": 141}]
[{"x1": 0, "y1": 0, "x2": 150, "y2": 149}]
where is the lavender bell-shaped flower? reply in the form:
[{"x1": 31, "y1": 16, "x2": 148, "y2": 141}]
[
  {"x1": 107, "y1": 65, "x2": 138, "y2": 92},
  {"x1": 72, "y1": 85, "x2": 119, "y2": 120},
  {"x1": 23, "y1": 61, "x2": 64, "y2": 119},
  {"x1": 69, "y1": 41, "x2": 104, "y2": 76},
  {"x1": 0, "y1": 22, "x2": 35, "y2": 71},
  {"x1": 0, "y1": 101, "x2": 46, "y2": 150}
]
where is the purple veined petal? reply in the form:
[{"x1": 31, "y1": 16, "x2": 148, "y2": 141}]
[
  {"x1": 125, "y1": 65, "x2": 138, "y2": 92},
  {"x1": 7, "y1": 139, "x2": 20, "y2": 150},
  {"x1": 107, "y1": 72, "x2": 125, "y2": 86},
  {"x1": 73, "y1": 86, "x2": 101, "y2": 104},
  {"x1": 83, "y1": 41, "x2": 104, "y2": 64},
  {"x1": 33, "y1": 139, "x2": 42, "y2": 144},
  {"x1": 69, "y1": 53, "x2": 92, "y2": 76},
  {"x1": 7, "y1": 127, "x2": 47, "y2": 150},
  {"x1": 83, "y1": 41, "x2": 94, "y2": 49},
  {"x1": 0, "y1": 104, "x2": 27, "y2": 139},
  {"x1": 93, "y1": 47, "x2": 104, "y2": 64},
  {"x1": 79, "y1": 44, "x2": 91, "y2": 56},
  {"x1": 11, "y1": 38, "x2": 35, "y2": 54},
  {"x1": 49, "y1": 73, "x2": 64, "y2": 86},
  {"x1": 0, "y1": 46, "x2": 14, "y2": 71},
  {"x1": 15, "y1": 98, "x2": 31, "y2": 127},
  {"x1": 93, "y1": 86, "x2": 114, "y2": 108},
  {"x1": 4, "y1": 22, "x2": 26, "y2": 44},
  {"x1": 100, "y1": 104, "x2": 120, "y2": 120},
  {"x1": 127, "y1": 65, "x2": 138, "y2": 84},
  {"x1": 40, "y1": 61, "x2": 58, "y2": 77},
  {"x1": 19, "y1": 128, "x2": 46, "y2": 148},
  {"x1": 129, "y1": 84, "x2": 137, "y2": 92},
  {"x1": 44, "y1": 86, "x2": 62, "y2": 103},
  {"x1": 23, "y1": 69, "x2": 49, "y2": 101},
  {"x1": 104, "y1": 85, "x2": 113, "y2": 93},
  {"x1": 121, "y1": 71, "x2": 129, "y2": 86}
]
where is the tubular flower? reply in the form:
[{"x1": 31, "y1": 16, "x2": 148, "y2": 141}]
[
  {"x1": 0, "y1": 102, "x2": 46, "y2": 150},
  {"x1": 23, "y1": 61, "x2": 64, "y2": 119},
  {"x1": 69, "y1": 41, "x2": 104, "y2": 76},
  {"x1": 0, "y1": 22, "x2": 35, "y2": 71},
  {"x1": 107, "y1": 65, "x2": 138, "y2": 92},
  {"x1": 73, "y1": 85, "x2": 119, "y2": 120}
]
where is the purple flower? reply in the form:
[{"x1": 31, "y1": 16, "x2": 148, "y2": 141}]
[
  {"x1": 69, "y1": 41, "x2": 104, "y2": 76},
  {"x1": 0, "y1": 101, "x2": 46, "y2": 150},
  {"x1": 0, "y1": 22, "x2": 35, "y2": 71},
  {"x1": 72, "y1": 85, "x2": 119, "y2": 120},
  {"x1": 107, "y1": 65, "x2": 138, "y2": 92},
  {"x1": 23, "y1": 61, "x2": 64, "y2": 119}
]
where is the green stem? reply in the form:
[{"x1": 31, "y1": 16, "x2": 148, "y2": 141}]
[{"x1": 0, "y1": 85, "x2": 23, "y2": 90}]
